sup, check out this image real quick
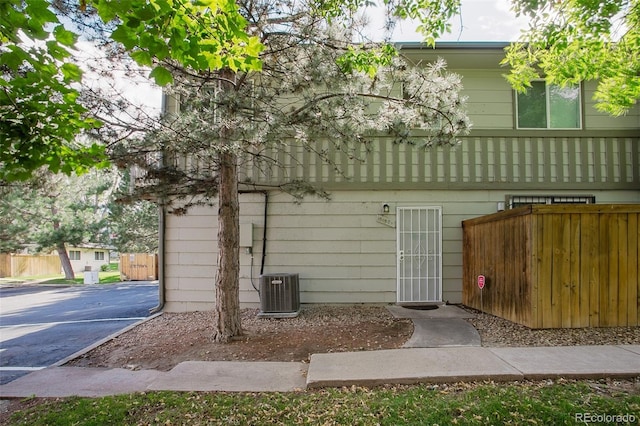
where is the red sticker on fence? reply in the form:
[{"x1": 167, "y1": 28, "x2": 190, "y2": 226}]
[{"x1": 477, "y1": 275, "x2": 485, "y2": 289}]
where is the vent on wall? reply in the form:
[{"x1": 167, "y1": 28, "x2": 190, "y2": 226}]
[
  {"x1": 506, "y1": 195, "x2": 596, "y2": 209},
  {"x1": 258, "y1": 273, "x2": 300, "y2": 318}
]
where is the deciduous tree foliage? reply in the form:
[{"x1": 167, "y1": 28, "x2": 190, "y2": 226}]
[
  {"x1": 0, "y1": 0, "x2": 106, "y2": 181},
  {"x1": 504, "y1": 0, "x2": 640, "y2": 116}
]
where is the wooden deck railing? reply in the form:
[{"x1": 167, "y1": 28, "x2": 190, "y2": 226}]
[{"x1": 238, "y1": 133, "x2": 639, "y2": 190}]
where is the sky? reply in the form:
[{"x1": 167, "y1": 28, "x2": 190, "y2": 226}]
[{"x1": 388, "y1": 0, "x2": 529, "y2": 42}]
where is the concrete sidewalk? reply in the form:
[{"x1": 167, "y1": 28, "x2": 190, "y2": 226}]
[{"x1": 2, "y1": 345, "x2": 639, "y2": 397}]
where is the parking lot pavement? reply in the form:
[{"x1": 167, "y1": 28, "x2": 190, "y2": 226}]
[{"x1": 0, "y1": 282, "x2": 158, "y2": 384}]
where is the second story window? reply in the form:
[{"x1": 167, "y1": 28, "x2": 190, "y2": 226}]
[{"x1": 516, "y1": 81, "x2": 582, "y2": 129}]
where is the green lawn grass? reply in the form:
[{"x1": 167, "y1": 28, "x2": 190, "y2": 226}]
[
  {"x1": 6, "y1": 380, "x2": 640, "y2": 425},
  {"x1": 0, "y1": 270, "x2": 122, "y2": 286},
  {"x1": 37, "y1": 270, "x2": 123, "y2": 285}
]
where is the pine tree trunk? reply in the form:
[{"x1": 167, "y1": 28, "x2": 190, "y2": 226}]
[
  {"x1": 57, "y1": 242, "x2": 75, "y2": 280},
  {"x1": 213, "y1": 151, "x2": 242, "y2": 343}
]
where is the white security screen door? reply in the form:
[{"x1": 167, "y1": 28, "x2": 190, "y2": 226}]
[{"x1": 397, "y1": 207, "x2": 442, "y2": 303}]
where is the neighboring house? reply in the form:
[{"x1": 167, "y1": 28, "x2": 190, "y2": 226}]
[
  {"x1": 160, "y1": 42, "x2": 639, "y2": 312},
  {"x1": 62, "y1": 244, "x2": 114, "y2": 273}
]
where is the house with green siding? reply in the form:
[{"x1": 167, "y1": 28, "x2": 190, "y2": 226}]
[{"x1": 159, "y1": 42, "x2": 640, "y2": 312}]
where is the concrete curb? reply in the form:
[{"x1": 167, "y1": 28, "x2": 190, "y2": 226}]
[{"x1": 52, "y1": 313, "x2": 163, "y2": 367}]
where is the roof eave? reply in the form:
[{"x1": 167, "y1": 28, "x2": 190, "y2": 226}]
[{"x1": 396, "y1": 41, "x2": 511, "y2": 50}]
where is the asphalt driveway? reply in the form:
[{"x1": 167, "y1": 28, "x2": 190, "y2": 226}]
[{"x1": 0, "y1": 282, "x2": 158, "y2": 384}]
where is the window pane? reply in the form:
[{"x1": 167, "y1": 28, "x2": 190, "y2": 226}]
[
  {"x1": 517, "y1": 81, "x2": 547, "y2": 128},
  {"x1": 549, "y1": 84, "x2": 580, "y2": 128}
]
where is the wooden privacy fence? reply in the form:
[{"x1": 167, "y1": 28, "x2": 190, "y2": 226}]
[
  {"x1": 0, "y1": 254, "x2": 61, "y2": 278},
  {"x1": 463, "y1": 204, "x2": 640, "y2": 329},
  {"x1": 120, "y1": 253, "x2": 158, "y2": 281},
  {"x1": 0, "y1": 254, "x2": 9, "y2": 277}
]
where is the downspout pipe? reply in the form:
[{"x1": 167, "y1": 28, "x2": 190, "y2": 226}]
[
  {"x1": 150, "y1": 92, "x2": 169, "y2": 314},
  {"x1": 260, "y1": 191, "x2": 268, "y2": 276},
  {"x1": 150, "y1": 204, "x2": 166, "y2": 314}
]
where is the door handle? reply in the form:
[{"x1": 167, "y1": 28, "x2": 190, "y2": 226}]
[{"x1": 398, "y1": 250, "x2": 404, "y2": 262}]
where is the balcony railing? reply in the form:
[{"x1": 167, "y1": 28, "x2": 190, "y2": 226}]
[{"x1": 239, "y1": 132, "x2": 640, "y2": 190}]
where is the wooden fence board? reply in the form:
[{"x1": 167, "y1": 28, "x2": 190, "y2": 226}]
[
  {"x1": 569, "y1": 213, "x2": 581, "y2": 327},
  {"x1": 540, "y1": 214, "x2": 554, "y2": 328},
  {"x1": 585, "y1": 213, "x2": 600, "y2": 327},
  {"x1": 462, "y1": 204, "x2": 640, "y2": 328},
  {"x1": 120, "y1": 253, "x2": 158, "y2": 281},
  {"x1": 578, "y1": 214, "x2": 594, "y2": 327},
  {"x1": 0, "y1": 254, "x2": 61, "y2": 277},
  {"x1": 558, "y1": 213, "x2": 571, "y2": 329},
  {"x1": 629, "y1": 214, "x2": 639, "y2": 326},
  {"x1": 599, "y1": 213, "x2": 610, "y2": 326},
  {"x1": 618, "y1": 214, "x2": 629, "y2": 326},
  {"x1": 606, "y1": 214, "x2": 619, "y2": 326},
  {"x1": 0, "y1": 254, "x2": 11, "y2": 278},
  {"x1": 15, "y1": 255, "x2": 62, "y2": 277},
  {"x1": 531, "y1": 214, "x2": 541, "y2": 328}
]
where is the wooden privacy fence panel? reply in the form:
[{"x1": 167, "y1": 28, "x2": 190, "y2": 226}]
[
  {"x1": 0, "y1": 254, "x2": 11, "y2": 277},
  {"x1": 0, "y1": 254, "x2": 61, "y2": 278},
  {"x1": 0, "y1": 253, "x2": 11, "y2": 278},
  {"x1": 463, "y1": 204, "x2": 640, "y2": 329},
  {"x1": 120, "y1": 253, "x2": 158, "y2": 281}
]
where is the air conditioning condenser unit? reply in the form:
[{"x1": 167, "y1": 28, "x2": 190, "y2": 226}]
[{"x1": 258, "y1": 273, "x2": 300, "y2": 318}]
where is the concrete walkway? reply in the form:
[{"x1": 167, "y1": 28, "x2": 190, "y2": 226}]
[
  {"x1": 1, "y1": 305, "x2": 639, "y2": 397},
  {"x1": 386, "y1": 305, "x2": 481, "y2": 348},
  {"x1": 1, "y1": 345, "x2": 639, "y2": 397}
]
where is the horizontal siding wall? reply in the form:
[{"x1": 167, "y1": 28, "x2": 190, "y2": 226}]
[
  {"x1": 583, "y1": 81, "x2": 640, "y2": 130},
  {"x1": 164, "y1": 206, "x2": 217, "y2": 312},
  {"x1": 164, "y1": 51, "x2": 640, "y2": 134},
  {"x1": 403, "y1": 48, "x2": 640, "y2": 130},
  {"x1": 163, "y1": 189, "x2": 640, "y2": 312},
  {"x1": 458, "y1": 70, "x2": 514, "y2": 130}
]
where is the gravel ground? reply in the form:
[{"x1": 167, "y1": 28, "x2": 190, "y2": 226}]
[
  {"x1": 463, "y1": 306, "x2": 640, "y2": 347},
  {"x1": 67, "y1": 304, "x2": 640, "y2": 372},
  {"x1": 68, "y1": 305, "x2": 414, "y2": 371}
]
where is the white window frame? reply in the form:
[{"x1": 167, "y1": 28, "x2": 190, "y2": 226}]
[
  {"x1": 94, "y1": 251, "x2": 105, "y2": 261},
  {"x1": 69, "y1": 250, "x2": 81, "y2": 260},
  {"x1": 515, "y1": 81, "x2": 583, "y2": 130}
]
